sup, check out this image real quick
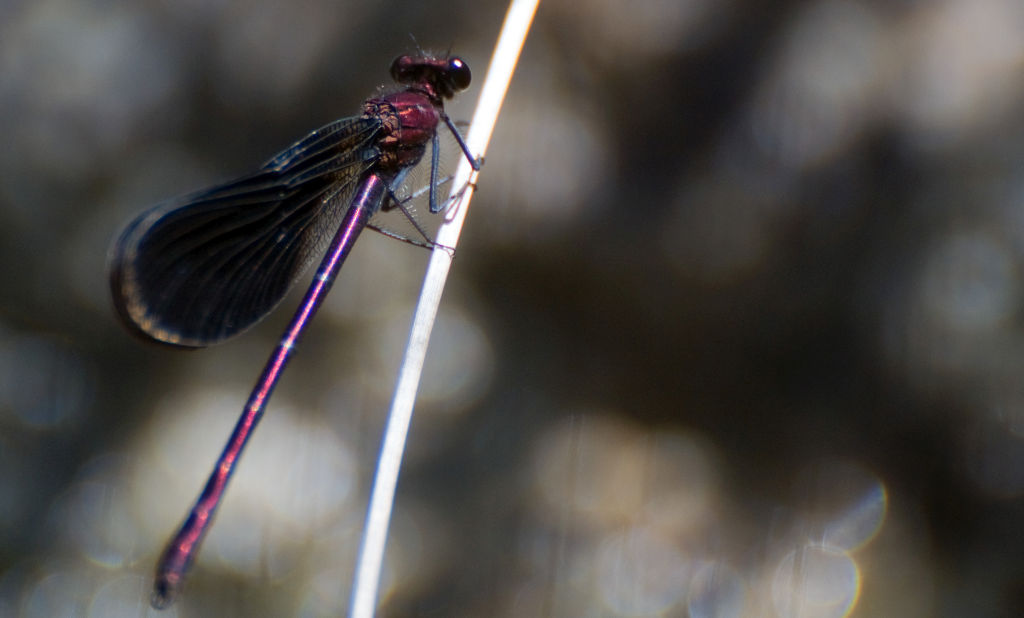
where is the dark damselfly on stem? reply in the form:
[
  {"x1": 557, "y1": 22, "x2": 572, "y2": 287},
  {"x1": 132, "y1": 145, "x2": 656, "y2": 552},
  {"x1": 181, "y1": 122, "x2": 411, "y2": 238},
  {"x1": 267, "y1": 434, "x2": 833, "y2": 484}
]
[{"x1": 109, "y1": 53, "x2": 480, "y2": 609}]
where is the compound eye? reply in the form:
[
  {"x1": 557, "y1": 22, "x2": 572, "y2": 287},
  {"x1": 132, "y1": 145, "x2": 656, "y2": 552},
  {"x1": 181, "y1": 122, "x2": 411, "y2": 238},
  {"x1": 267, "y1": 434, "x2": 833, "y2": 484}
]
[
  {"x1": 447, "y1": 57, "x2": 471, "y2": 91},
  {"x1": 390, "y1": 55, "x2": 415, "y2": 83}
]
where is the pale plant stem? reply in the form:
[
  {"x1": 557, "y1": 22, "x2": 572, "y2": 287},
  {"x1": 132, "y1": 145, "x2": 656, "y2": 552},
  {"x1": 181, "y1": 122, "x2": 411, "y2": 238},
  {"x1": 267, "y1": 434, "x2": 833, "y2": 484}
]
[{"x1": 348, "y1": 1, "x2": 540, "y2": 616}]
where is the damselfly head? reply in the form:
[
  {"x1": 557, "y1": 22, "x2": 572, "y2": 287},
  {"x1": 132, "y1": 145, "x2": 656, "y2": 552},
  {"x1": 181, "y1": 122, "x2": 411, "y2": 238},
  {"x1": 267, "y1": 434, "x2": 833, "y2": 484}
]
[{"x1": 390, "y1": 55, "x2": 471, "y2": 100}]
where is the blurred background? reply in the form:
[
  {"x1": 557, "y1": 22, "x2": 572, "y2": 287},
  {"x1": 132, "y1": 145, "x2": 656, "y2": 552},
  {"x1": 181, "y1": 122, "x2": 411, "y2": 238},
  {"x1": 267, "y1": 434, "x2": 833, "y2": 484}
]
[{"x1": 1, "y1": 0, "x2": 1023, "y2": 615}]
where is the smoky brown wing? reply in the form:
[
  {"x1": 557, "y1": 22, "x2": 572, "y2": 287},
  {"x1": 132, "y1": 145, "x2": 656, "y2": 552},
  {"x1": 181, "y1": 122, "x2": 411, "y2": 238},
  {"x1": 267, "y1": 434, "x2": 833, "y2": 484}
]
[{"x1": 110, "y1": 116, "x2": 382, "y2": 347}]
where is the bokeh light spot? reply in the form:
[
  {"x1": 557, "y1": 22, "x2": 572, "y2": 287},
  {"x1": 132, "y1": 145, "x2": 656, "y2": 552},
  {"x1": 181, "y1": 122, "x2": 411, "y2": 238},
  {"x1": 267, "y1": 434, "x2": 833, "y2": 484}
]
[{"x1": 772, "y1": 544, "x2": 860, "y2": 618}]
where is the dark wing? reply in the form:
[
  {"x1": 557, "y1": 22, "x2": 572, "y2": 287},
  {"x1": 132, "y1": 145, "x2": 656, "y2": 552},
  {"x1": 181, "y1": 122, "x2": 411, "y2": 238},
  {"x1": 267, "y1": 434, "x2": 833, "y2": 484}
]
[{"x1": 110, "y1": 115, "x2": 383, "y2": 348}]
